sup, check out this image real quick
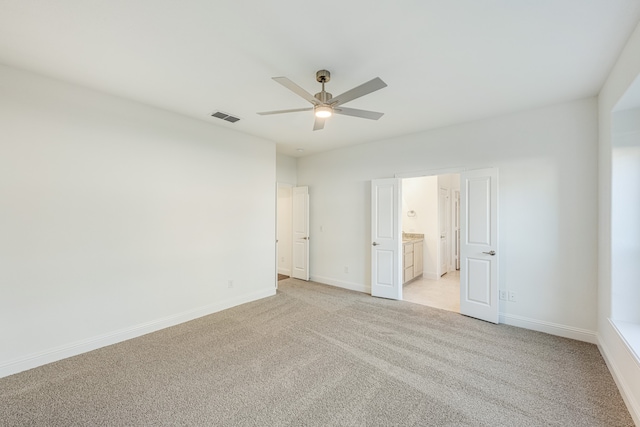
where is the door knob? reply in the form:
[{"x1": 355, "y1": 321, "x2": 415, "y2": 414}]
[
  {"x1": 372, "y1": 242, "x2": 380, "y2": 246},
  {"x1": 482, "y1": 250, "x2": 496, "y2": 256},
  {"x1": 302, "y1": 237, "x2": 309, "y2": 240}
]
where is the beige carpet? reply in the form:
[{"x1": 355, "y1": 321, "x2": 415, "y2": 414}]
[{"x1": 0, "y1": 279, "x2": 633, "y2": 426}]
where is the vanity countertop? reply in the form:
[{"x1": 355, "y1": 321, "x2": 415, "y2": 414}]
[{"x1": 402, "y1": 233, "x2": 424, "y2": 243}]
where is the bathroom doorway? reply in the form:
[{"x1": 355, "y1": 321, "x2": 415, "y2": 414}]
[{"x1": 401, "y1": 174, "x2": 461, "y2": 312}]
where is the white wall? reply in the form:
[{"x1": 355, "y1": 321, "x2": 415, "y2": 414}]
[
  {"x1": 0, "y1": 64, "x2": 276, "y2": 377},
  {"x1": 598, "y1": 19, "x2": 640, "y2": 425},
  {"x1": 276, "y1": 153, "x2": 297, "y2": 185},
  {"x1": 298, "y1": 98, "x2": 598, "y2": 341}
]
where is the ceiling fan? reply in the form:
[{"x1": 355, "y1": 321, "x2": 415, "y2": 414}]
[{"x1": 257, "y1": 70, "x2": 387, "y2": 131}]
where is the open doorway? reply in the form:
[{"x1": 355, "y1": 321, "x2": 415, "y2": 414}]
[
  {"x1": 371, "y1": 169, "x2": 498, "y2": 322},
  {"x1": 401, "y1": 174, "x2": 461, "y2": 312},
  {"x1": 276, "y1": 183, "x2": 293, "y2": 283},
  {"x1": 276, "y1": 184, "x2": 310, "y2": 284}
]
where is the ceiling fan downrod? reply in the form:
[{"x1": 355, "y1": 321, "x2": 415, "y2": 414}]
[{"x1": 315, "y1": 69, "x2": 332, "y2": 104}]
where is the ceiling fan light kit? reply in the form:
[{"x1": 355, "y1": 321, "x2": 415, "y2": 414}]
[
  {"x1": 258, "y1": 69, "x2": 387, "y2": 131},
  {"x1": 314, "y1": 105, "x2": 332, "y2": 118}
]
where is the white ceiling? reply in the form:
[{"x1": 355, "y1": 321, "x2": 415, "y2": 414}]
[{"x1": 1, "y1": 1, "x2": 639, "y2": 157}]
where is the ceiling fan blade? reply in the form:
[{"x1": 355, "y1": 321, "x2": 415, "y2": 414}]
[
  {"x1": 313, "y1": 116, "x2": 325, "y2": 131},
  {"x1": 273, "y1": 77, "x2": 320, "y2": 105},
  {"x1": 334, "y1": 107, "x2": 384, "y2": 120},
  {"x1": 257, "y1": 107, "x2": 313, "y2": 115},
  {"x1": 330, "y1": 77, "x2": 387, "y2": 106}
]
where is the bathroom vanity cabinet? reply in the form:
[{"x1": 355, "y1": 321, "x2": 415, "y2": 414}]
[{"x1": 403, "y1": 238, "x2": 423, "y2": 284}]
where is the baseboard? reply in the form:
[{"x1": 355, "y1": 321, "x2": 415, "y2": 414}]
[
  {"x1": 423, "y1": 272, "x2": 438, "y2": 280},
  {"x1": 304, "y1": 279, "x2": 597, "y2": 344},
  {"x1": 310, "y1": 275, "x2": 369, "y2": 294},
  {"x1": 598, "y1": 320, "x2": 640, "y2": 426},
  {"x1": 307, "y1": 281, "x2": 599, "y2": 347},
  {"x1": 499, "y1": 313, "x2": 598, "y2": 344},
  {"x1": 0, "y1": 287, "x2": 276, "y2": 379}
]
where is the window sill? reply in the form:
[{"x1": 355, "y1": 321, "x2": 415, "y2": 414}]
[{"x1": 611, "y1": 319, "x2": 640, "y2": 364}]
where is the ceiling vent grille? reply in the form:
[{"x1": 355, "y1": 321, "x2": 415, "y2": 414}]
[{"x1": 211, "y1": 111, "x2": 240, "y2": 123}]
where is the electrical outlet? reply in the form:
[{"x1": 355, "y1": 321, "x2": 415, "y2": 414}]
[
  {"x1": 228, "y1": 280, "x2": 233, "y2": 289},
  {"x1": 508, "y1": 291, "x2": 517, "y2": 302},
  {"x1": 344, "y1": 266, "x2": 349, "y2": 273},
  {"x1": 499, "y1": 290, "x2": 507, "y2": 301}
]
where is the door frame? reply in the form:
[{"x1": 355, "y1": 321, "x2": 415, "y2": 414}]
[{"x1": 394, "y1": 165, "x2": 499, "y2": 323}]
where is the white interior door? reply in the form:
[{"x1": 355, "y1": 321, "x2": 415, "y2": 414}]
[
  {"x1": 291, "y1": 186, "x2": 309, "y2": 280},
  {"x1": 371, "y1": 178, "x2": 402, "y2": 299},
  {"x1": 460, "y1": 168, "x2": 498, "y2": 324},
  {"x1": 454, "y1": 191, "x2": 461, "y2": 270},
  {"x1": 439, "y1": 188, "x2": 449, "y2": 276}
]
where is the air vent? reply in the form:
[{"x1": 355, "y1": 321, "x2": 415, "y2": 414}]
[{"x1": 211, "y1": 111, "x2": 240, "y2": 123}]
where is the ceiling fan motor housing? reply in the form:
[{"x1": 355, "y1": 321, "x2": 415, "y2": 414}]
[
  {"x1": 316, "y1": 69, "x2": 331, "y2": 83},
  {"x1": 314, "y1": 91, "x2": 332, "y2": 103}
]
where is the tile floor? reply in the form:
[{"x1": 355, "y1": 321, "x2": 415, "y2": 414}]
[{"x1": 403, "y1": 270, "x2": 460, "y2": 313}]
